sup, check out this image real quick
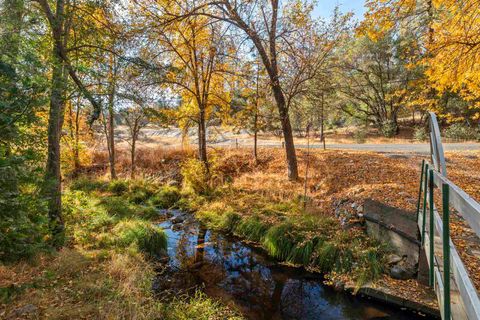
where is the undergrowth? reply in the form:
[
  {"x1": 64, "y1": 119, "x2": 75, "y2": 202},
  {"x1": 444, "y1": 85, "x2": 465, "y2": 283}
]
[
  {"x1": 180, "y1": 182, "x2": 388, "y2": 288},
  {"x1": 1, "y1": 176, "x2": 240, "y2": 319}
]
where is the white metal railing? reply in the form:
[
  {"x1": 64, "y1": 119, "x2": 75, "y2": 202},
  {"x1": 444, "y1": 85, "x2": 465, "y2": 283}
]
[{"x1": 416, "y1": 113, "x2": 480, "y2": 319}]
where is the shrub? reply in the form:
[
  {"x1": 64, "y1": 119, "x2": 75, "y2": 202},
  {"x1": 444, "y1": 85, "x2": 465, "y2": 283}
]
[
  {"x1": 196, "y1": 208, "x2": 240, "y2": 232},
  {"x1": 108, "y1": 180, "x2": 129, "y2": 195},
  {"x1": 70, "y1": 177, "x2": 107, "y2": 192},
  {"x1": 353, "y1": 129, "x2": 367, "y2": 144},
  {"x1": 129, "y1": 190, "x2": 150, "y2": 204},
  {"x1": 181, "y1": 158, "x2": 210, "y2": 194},
  {"x1": 445, "y1": 123, "x2": 477, "y2": 141},
  {"x1": 413, "y1": 126, "x2": 428, "y2": 141},
  {"x1": 150, "y1": 186, "x2": 181, "y2": 208},
  {"x1": 380, "y1": 120, "x2": 397, "y2": 138},
  {"x1": 100, "y1": 197, "x2": 135, "y2": 218}
]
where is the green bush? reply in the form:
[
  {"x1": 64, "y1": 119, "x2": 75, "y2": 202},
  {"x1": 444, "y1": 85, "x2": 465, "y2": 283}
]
[
  {"x1": 100, "y1": 197, "x2": 135, "y2": 218},
  {"x1": 151, "y1": 186, "x2": 181, "y2": 208},
  {"x1": 108, "y1": 180, "x2": 129, "y2": 195},
  {"x1": 380, "y1": 120, "x2": 397, "y2": 138},
  {"x1": 413, "y1": 126, "x2": 428, "y2": 141},
  {"x1": 129, "y1": 190, "x2": 150, "y2": 204},
  {"x1": 445, "y1": 123, "x2": 477, "y2": 141}
]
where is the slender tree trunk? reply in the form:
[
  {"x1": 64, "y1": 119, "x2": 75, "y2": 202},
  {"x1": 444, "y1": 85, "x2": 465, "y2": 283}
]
[
  {"x1": 271, "y1": 84, "x2": 298, "y2": 180},
  {"x1": 74, "y1": 99, "x2": 80, "y2": 170},
  {"x1": 253, "y1": 111, "x2": 258, "y2": 163},
  {"x1": 198, "y1": 107, "x2": 208, "y2": 170},
  {"x1": 108, "y1": 104, "x2": 116, "y2": 179},
  {"x1": 131, "y1": 135, "x2": 136, "y2": 179},
  {"x1": 107, "y1": 54, "x2": 116, "y2": 179},
  {"x1": 321, "y1": 92, "x2": 326, "y2": 150},
  {"x1": 67, "y1": 101, "x2": 80, "y2": 172}
]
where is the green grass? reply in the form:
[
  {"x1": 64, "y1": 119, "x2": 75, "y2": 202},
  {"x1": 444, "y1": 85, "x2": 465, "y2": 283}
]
[
  {"x1": 191, "y1": 187, "x2": 389, "y2": 287},
  {"x1": 150, "y1": 186, "x2": 181, "y2": 208},
  {"x1": 234, "y1": 216, "x2": 269, "y2": 242},
  {"x1": 112, "y1": 219, "x2": 167, "y2": 256}
]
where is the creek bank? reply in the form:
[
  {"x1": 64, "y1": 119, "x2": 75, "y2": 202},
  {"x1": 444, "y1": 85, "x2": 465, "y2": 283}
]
[{"x1": 153, "y1": 209, "x2": 439, "y2": 319}]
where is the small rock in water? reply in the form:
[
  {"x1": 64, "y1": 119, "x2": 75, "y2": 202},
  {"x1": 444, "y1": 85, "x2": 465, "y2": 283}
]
[{"x1": 170, "y1": 215, "x2": 185, "y2": 224}]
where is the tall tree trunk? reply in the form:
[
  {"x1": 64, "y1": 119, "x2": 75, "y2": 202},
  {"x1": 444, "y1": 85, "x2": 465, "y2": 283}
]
[
  {"x1": 198, "y1": 107, "x2": 208, "y2": 170},
  {"x1": 271, "y1": 84, "x2": 298, "y2": 180},
  {"x1": 44, "y1": 0, "x2": 67, "y2": 245},
  {"x1": 74, "y1": 99, "x2": 80, "y2": 170},
  {"x1": 108, "y1": 103, "x2": 116, "y2": 179},
  {"x1": 253, "y1": 64, "x2": 259, "y2": 163},
  {"x1": 107, "y1": 54, "x2": 117, "y2": 179},
  {"x1": 253, "y1": 111, "x2": 258, "y2": 163},
  {"x1": 45, "y1": 52, "x2": 66, "y2": 245}
]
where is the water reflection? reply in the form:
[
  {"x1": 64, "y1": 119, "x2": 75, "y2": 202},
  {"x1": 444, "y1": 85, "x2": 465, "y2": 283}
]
[{"x1": 156, "y1": 211, "x2": 433, "y2": 320}]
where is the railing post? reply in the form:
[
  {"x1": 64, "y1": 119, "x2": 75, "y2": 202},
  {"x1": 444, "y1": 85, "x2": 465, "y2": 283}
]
[
  {"x1": 442, "y1": 183, "x2": 451, "y2": 320},
  {"x1": 422, "y1": 164, "x2": 429, "y2": 244},
  {"x1": 429, "y1": 169, "x2": 435, "y2": 287},
  {"x1": 416, "y1": 159, "x2": 426, "y2": 221}
]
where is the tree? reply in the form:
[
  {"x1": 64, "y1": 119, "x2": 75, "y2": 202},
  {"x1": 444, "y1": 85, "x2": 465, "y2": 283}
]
[
  {"x1": 361, "y1": 0, "x2": 480, "y2": 124},
  {"x1": 0, "y1": 0, "x2": 50, "y2": 260},
  {"x1": 134, "y1": 1, "x2": 234, "y2": 170},
  {"x1": 119, "y1": 106, "x2": 148, "y2": 178},
  {"x1": 164, "y1": 0, "x2": 301, "y2": 179},
  {"x1": 34, "y1": 0, "x2": 103, "y2": 242},
  {"x1": 333, "y1": 31, "x2": 419, "y2": 136}
]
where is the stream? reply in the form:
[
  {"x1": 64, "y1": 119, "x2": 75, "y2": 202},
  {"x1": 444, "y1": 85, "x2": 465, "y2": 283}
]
[{"x1": 153, "y1": 210, "x2": 432, "y2": 320}]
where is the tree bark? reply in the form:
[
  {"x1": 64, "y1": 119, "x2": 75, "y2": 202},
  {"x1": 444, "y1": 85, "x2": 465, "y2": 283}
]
[
  {"x1": 131, "y1": 129, "x2": 136, "y2": 179},
  {"x1": 272, "y1": 84, "x2": 298, "y2": 180},
  {"x1": 43, "y1": 0, "x2": 67, "y2": 245},
  {"x1": 198, "y1": 107, "x2": 208, "y2": 170},
  {"x1": 45, "y1": 48, "x2": 66, "y2": 244},
  {"x1": 253, "y1": 111, "x2": 258, "y2": 163},
  {"x1": 321, "y1": 92, "x2": 326, "y2": 150},
  {"x1": 107, "y1": 55, "x2": 117, "y2": 180}
]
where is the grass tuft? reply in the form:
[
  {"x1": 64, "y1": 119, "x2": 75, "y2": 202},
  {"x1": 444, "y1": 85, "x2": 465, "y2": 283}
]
[{"x1": 150, "y1": 186, "x2": 181, "y2": 208}]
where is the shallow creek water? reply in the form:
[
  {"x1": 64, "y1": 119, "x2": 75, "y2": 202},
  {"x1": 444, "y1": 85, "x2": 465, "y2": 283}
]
[{"x1": 153, "y1": 210, "x2": 432, "y2": 320}]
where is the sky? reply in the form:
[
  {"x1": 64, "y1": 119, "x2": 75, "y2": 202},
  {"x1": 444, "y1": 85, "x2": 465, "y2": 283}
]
[{"x1": 312, "y1": 0, "x2": 366, "y2": 20}]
